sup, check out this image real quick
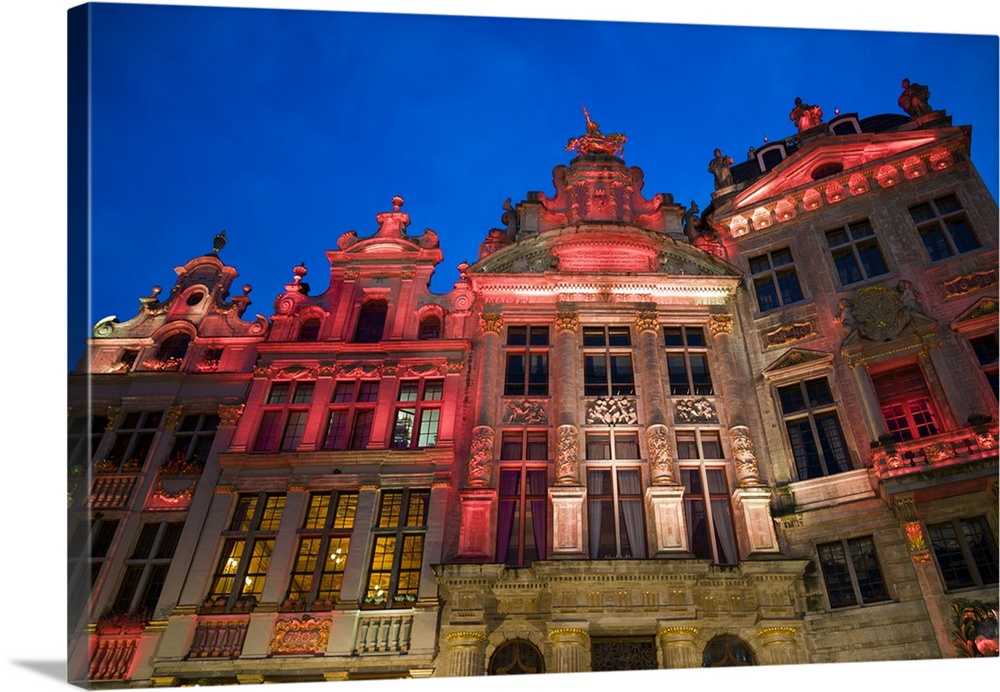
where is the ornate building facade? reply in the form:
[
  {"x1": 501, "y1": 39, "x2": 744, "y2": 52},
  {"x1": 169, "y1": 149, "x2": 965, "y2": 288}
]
[{"x1": 68, "y1": 88, "x2": 999, "y2": 687}]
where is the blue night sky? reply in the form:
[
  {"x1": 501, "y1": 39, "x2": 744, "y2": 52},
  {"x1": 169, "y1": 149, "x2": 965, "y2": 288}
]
[{"x1": 73, "y1": 2, "x2": 998, "y2": 369}]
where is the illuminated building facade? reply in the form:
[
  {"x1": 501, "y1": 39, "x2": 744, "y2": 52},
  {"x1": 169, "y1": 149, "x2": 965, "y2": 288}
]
[{"x1": 68, "y1": 93, "x2": 998, "y2": 686}]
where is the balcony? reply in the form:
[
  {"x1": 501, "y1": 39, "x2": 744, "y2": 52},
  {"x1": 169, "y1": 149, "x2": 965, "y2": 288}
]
[
  {"x1": 90, "y1": 475, "x2": 137, "y2": 509},
  {"x1": 870, "y1": 424, "x2": 998, "y2": 480},
  {"x1": 353, "y1": 612, "x2": 413, "y2": 654},
  {"x1": 187, "y1": 617, "x2": 250, "y2": 658}
]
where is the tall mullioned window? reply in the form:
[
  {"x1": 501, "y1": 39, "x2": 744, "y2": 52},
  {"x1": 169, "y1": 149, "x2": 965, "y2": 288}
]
[
  {"x1": 111, "y1": 521, "x2": 184, "y2": 616},
  {"x1": 391, "y1": 379, "x2": 443, "y2": 449},
  {"x1": 871, "y1": 365, "x2": 939, "y2": 443},
  {"x1": 504, "y1": 326, "x2": 549, "y2": 397},
  {"x1": 909, "y1": 194, "x2": 980, "y2": 261},
  {"x1": 286, "y1": 491, "x2": 358, "y2": 608},
  {"x1": 777, "y1": 378, "x2": 851, "y2": 480},
  {"x1": 323, "y1": 380, "x2": 379, "y2": 451},
  {"x1": 749, "y1": 248, "x2": 804, "y2": 312},
  {"x1": 664, "y1": 326, "x2": 713, "y2": 395},
  {"x1": 583, "y1": 327, "x2": 635, "y2": 396},
  {"x1": 353, "y1": 299, "x2": 388, "y2": 343},
  {"x1": 585, "y1": 431, "x2": 645, "y2": 559},
  {"x1": 817, "y1": 536, "x2": 890, "y2": 608},
  {"x1": 927, "y1": 517, "x2": 999, "y2": 591},
  {"x1": 497, "y1": 430, "x2": 548, "y2": 567},
  {"x1": 825, "y1": 220, "x2": 888, "y2": 285},
  {"x1": 676, "y1": 429, "x2": 736, "y2": 564},
  {"x1": 253, "y1": 381, "x2": 315, "y2": 452},
  {"x1": 365, "y1": 489, "x2": 429, "y2": 608},
  {"x1": 104, "y1": 411, "x2": 163, "y2": 472}
]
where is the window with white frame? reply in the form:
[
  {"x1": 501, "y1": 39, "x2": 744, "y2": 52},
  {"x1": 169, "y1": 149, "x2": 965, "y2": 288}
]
[
  {"x1": 504, "y1": 326, "x2": 550, "y2": 396},
  {"x1": 206, "y1": 493, "x2": 285, "y2": 611},
  {"x1": 585, "y1": 431, "x2": 645, "y2": 558},
  {"x1": 871, "y1": 365, "x2": 940, "y2": 442},
  {"x1": 817, "y1": 536, "x2": 890, "y2": 608},
  {"x1": 777, "y1": 378, "x2": 851, "y2": 480},
  {"x1": 286, "y1": 490, "x2": 358, "y2": 608},
  {"x1": 253, "y1": 381, "x2": 315, "y2": 452},
  {"x1": 664, "y1": 326, "x2": 713, "y2": 395},
  {"x1": 677, "y1": 429, "x2": 737, "y2": 564},
  {"x1": 391, "y1": 379, "x2": 443, "y2": 449},
  {"x1": 497, "y1": 430, "x2": 548, "y2": 566},
  {"x1": 825, "y1": 220, "x2": 889, "y2": 286},
  {"x1": 909, "y1": 194, "x2": 980, "y2": 261},
  {"x1": 110, "y1": 521, "x2": 184, "y2": 617},
  {"x1": 323, "y1": 380, "x2": 379, "y2": 451},
  {"x1": 749, "y1": 248, "x2": 804, "y2": 312},
  {"x1": 583, "y1": 326, "x2": 635, "y2": 396},
  {"x1": 927, "y1": 516, "x2": 999, "y2": 591},
  {"x1": 364, "y1": 489, "x2": 429, "y2": 608}
]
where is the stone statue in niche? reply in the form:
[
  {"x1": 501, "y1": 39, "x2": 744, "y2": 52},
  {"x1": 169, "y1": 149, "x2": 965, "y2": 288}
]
[
  {"x1": 708, "y1": 149, "x2": 735, "y2": 189},
  {"x1": 898, "y1": 78, "x2": 932, "y2": 119},
  {"x1": 790, "y1": 97, "x2": 823, "y2": 132}
]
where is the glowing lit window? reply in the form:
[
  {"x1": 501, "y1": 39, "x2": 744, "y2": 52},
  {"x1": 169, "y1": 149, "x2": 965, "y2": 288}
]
[
  {"x1": 909, "y1": 194, "x2": 980, "y2": 261},
  {"x1": 364, "y1": 489, "x2": 429, "y2": 608},
  {"x1": 927, "y1": 517, "x2": 999, "y2": 591},
  {"x1": 207, "y1": 493, "x2": 285, "y2": 612},
  {"x1": 104, "y1": 410, "x2": 163, "y2": 472},
  {"x1": 286, "y1": 491, "x2": 358, "y2": 608},
  {"x1": 323, "y1": 380, "x2": 379, "y2": 451},
  {"x1": 583, "y1": 327, "x2": 635, "y2": 396},
  {"x1": 969, "y1": 334, "x2": 999, "y2": 399},
  {"x1": 748, "y1": 248, "x2": 804, "y2": 313},
  {"x1": 111, "y1": 521, "x2": 184, "y2": 617},
  {"x1": 825, "y1": 220, "x2": 888, "y2": 286},
  {"x1": 871, "y1": 365, "x2": 939, "y2": 442},
  {"x1": 353, "y1": 299, "x2": 388, "y2": 343},
  {"x1": 585, "y1": 431, "x2": 645, "y2": 559},
  {"x1": 497, "y1": 431, "x2": 549, "y2": 567},
  {"x1": 664, "y1": 326, "x2": 713, "y2": 395},
  {"x1": 253, "y1": 380, "x2": 316, "y2": 452},
  {"x1": 391, "y1": 380, "x2": 443, "y2": 449},
  {"x1": 504, "y1": 326, "x2": 550, "y2": 396},
  {"x1": 777, "y1": 378, "x2": 851, "y2": 480},
  {"x1": 817, "y1": 536, "x2": 890, "y2": 608}
]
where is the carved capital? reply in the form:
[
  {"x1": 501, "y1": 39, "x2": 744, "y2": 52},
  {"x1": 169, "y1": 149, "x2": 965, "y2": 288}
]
[
  {"x1": 707, "y1": 313, "x2": 734, "y2": 337},
  {"x1": 479, "y1": 311, "x2": 504, "y2": 335},
  {"x1": 634, "y1": 310, "x2": 659, "y2": 334},
  {"x1": 218, "y1": 403, "x2": 245, "y2": 428},
  {"x1": 554, "y1": 311, "x2": 579, "y2": 334},
  {"x1": 105, "y1": 406, "x2": 122, "y2": 431},
  {"x1": 165, "y1": 405, "x2": 185, "y2": 431}
]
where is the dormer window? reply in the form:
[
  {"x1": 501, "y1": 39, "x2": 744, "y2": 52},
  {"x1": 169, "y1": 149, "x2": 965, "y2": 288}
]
[
  {"x1": 418, "y1": 315, "x2": 442, "y2": 340},
  {"x1": 756, "y1": 143, "x2": 786, "y2": 172},
  {"x1": 298, "y1": 318, "x2": 321, "y2": 342},
  {"x1": 156, "y1": 334, "x2": 191, "y2": 363},
  {"x1": 353, "y1": 300, "x2": 388, "y2": 343}
]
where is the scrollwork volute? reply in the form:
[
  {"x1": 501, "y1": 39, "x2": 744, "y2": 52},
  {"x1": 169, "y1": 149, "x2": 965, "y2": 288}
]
[
  {"x1": 555, "y1": 424, "x2": 580, "y2": 485},
  {"x1": 468, "y1": 426, "x2": 494, "y2": 487}
]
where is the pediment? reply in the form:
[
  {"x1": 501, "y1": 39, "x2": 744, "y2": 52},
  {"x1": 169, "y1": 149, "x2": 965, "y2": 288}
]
[
  {"x1": 762, "y1": 348, "x2": 834, "y2": 380},
  {"x1": 733, "y1": 130, "x2": 949, "y2": 209},
  {"x1": 950, "y1": 297, "x2": 999, "y2": 330}
]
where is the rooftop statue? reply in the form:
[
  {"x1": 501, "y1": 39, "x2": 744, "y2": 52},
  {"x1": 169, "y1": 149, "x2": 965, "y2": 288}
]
[
  {"x1": 789, "y1": 96, "x2": 823, "y2": 132},
  {"x1": 708, "y1": 148, "x2": 735, "y2": 189},
  {"x1": 898, "y1": 78, "x2": 933, "y2": 119},
  {"x1": 566, "y1": 104, "x2": 626, "y2": 157}
]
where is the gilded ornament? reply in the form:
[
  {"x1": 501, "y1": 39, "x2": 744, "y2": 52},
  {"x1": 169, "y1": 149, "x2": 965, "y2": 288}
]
[
  {"x1": 270, "y1": 618, "x2": 331, "y2": 655},
  {"x1": 554, "y1": 311, "x2": 579, "y2": 334},
  {"x1": 634, "y1": 310, "x2": 659, "y2": 334},
  {"x1": 217, "y1": 403, "x2": 245, "y2": 428},
  {"x1": 942, "y1": 268, "x2": 998, "y2": 298},
  {"x1": 707, "y1": 313, "x2": 733, "y2": 337},
  {"x1": 165, "y1": 405, "x2": 185, "y2": 430},
  {"x1": 479, "y1": 311, "x2": 504, "y2": 335}
]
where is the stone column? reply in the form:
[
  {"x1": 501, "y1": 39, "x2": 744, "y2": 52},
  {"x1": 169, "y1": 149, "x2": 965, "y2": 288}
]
[
  {"x1": 476, "y1": 309, "x2": 504, "y2": 428},
  {"x1": 657, "y1": 625, "x2": 700, "y2": 668},
  {"x1": 554, "y1": 309, "x2": 581, "y2": 485},
  {"x1": 847, "y1": 360, "x2": 888, "y2": 440},
  {"x1": 548, "y1": 626, "x2": 591, "y2": 673},
  {"x1": 756, "y1": 627, "x2": 800, "y2": 665},
  {"x1": 634, "y1": 308, "x2": 667, "y2": 425},
  {"x1": 444, "y1": 631, "x2": 488, "y2": 677}
]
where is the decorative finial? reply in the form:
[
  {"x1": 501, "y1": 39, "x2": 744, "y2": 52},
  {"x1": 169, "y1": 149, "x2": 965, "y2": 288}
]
[
  {"x1": 566, "y1": 105, "x2": 626, "y2": 157},
  {"x1": 392, "y1": 195, "x2": 404, "y2": 212},
  {"x1": 212, "y1": 230, "x2": 227, "y2": 254}
]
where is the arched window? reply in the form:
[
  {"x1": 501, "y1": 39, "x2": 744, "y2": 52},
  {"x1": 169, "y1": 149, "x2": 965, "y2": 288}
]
[
  {"x1": 488, "y1": 639, "x2": 544, "y2": 675},
  {"x1": 298, "y1": 318, "x2": 321, "y2": 342},
  {"x1": 353, "y1": 300, "x2": 387, "y2": 343},
  {"x1": 418, "y1": 315, "x2": 441, "y2": 340},
  {"x1": 702, "y1": 635, "x2": 757, "y2": 667},
  {"x1": 156, "y1": 334, "x2": 191, "y2": 363}
]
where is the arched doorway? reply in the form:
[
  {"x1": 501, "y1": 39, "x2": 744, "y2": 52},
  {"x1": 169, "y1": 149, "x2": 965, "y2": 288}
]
[
  {"x1": 488, "y1": 639, "x2": 544, "y2": 675},
  {"x1": 702, "y1": 635, "x2": 757, "y2": 666}
]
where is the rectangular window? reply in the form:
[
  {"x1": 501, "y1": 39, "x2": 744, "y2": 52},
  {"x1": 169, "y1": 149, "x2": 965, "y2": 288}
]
[
  {"x1": 817, "y1": 536, "x2": 890, "y2": 608},
  {"x1": 254, "y1": 380, "x2": 316, "y2": 452},
  {"x1": 927, "y1": 517, "x2": 999, "y2": 591},
  {"x1": 207, "y1": 493, "x2": 286, "y2": 611},
  {"x1": 111, "y1": 521, "x2": 184, "y2": 616},
  {"x1": 778, "y1": 378, "x2": 851, "y2": 480},
  {"x1": 68, "y1": 413, "x2": 109, "y2": 473},
  {"x1": 504, "y1": 326, "x2": 550, "y2": 397},
  {"x1": 583, "y1": 327, "x2": 635, "y2": 396},
  {"x1": 871, "y1": 365, "x2": 940, "y2": 442},
  {"x1": 749, "y1": 247, "x2": 804, "y2": 312},
  {"x1": 68, "y1": 517, "x2": 120, "y2": 627},
  {"x1": 391, "y1": 380, "x2": 443, "y2": 449},
  {"x1": 825, "y1": 220, "x2": 888, "y2": 285},
  {"x1": 104, "y1": 411, "x2": 163, "y2": 472},
  {"x1": 166, "y1": 413, "x2": 219, "y2": 470},
  {"x1": 324, "y1": 380, "x2": 380, "y2": 451},
  {"x1": 286, "y1": 491, "x2": 358, "y2": 608},
  {"x1": 585, "y1": 431, "x2": 645, "y2": 559},
  {"x1": 969, "y1": 334, "x2": 999, "y2": 399},
  {"x1": 909, "y1": 194, "x2": 980, "y2": 261},
  {"x1": 365, "y1": 489, "x2": 429, "y2": 608},
  {"x1": 680, "y1": 466, "x2": 737, "y2": 565},
  {"x1": 353, "y1": 300, "x2": 388, "y2": 343},
  {"x1": 497, "y1": 431, "x2": 549, "y2": 567},
  {"x1": 664, "y1": 326, "x2": 713, "y2": 395}
]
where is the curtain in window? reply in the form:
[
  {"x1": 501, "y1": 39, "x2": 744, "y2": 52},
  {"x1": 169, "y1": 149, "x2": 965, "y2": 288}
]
[
  {"x1": 527, "y1": 469, "x2": 547, "y2": 560},
  {"x1": 617, "y1": 469, "x2": 645, "y2": 558},
  {"x1": 496, "y1": 471, "x2": 520, "y2": 564},
  {"x1": 588, "y1": 470, "x2": 606, "y2": 558}
]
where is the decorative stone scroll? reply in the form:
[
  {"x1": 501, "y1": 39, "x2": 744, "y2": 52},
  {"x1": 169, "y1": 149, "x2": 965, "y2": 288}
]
[
  {"x1": 467, "y1": 426, "x2": 494, "y2": 487},
  {"x1": 674, "y1": 398, "x2": 718, "y2": 424},
  {"x1": 479, "y1": 311, "x2": 504, "y2": 335},
  {"x1": 763, "y1": 321, "x2": 815, "y2": 347},
  {"x1": 503, "y1": 400, "x2": 548, "y2": 425},
  {"x1": 729, "y1": 425, "x2": 762, "y2": 486},
  {"x1": 555, "y1": 424, "x2": 580, "y2": 485},
  {"x1": 586, "y1": 397, "x2": 638, "y2": 425},
  {"x1": 942, "y1": 268, "x2": 998, "y2": 299},
  {"x1": 554, "y1": 310, "x2": 579, "y2": 334},
  {"x1": 270, "y1": 618, "x2": 331, "y2": 655},
  {"x1": 646, "y1": 424, "x2": 676, "y2": 485}
]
